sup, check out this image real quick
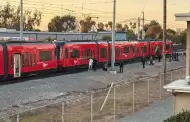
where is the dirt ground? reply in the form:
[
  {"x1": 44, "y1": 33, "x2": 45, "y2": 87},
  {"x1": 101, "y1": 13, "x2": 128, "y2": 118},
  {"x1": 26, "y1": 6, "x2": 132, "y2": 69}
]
[{"x1": 1, "y1": 68, "x2": 185, "y2": 122}]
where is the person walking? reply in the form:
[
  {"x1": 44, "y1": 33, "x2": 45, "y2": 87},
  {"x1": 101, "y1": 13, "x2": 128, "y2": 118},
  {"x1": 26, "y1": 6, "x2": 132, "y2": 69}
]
[
  {"x1": 88, "y1": 58, "x2": 93, "y2": 71},
  {"x1": 93, "y1": 58, "x2": 97, "y2": 72},
  {"x1": 119, "y1": 61, "x2": 124, "y2": 73}
]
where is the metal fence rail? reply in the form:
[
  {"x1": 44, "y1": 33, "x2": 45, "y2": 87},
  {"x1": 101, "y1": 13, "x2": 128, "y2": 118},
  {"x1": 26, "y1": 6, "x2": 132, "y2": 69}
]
[{"x1": 0, "y1": 67, "x2": 185, "y2": 122}]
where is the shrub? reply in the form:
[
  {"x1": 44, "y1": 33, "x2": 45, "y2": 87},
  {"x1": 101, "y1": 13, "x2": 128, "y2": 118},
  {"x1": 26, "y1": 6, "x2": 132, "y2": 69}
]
[
  {"x1": 102, "y1": 35, "x2": 111, "y2": 40},
  {"x1": 164, "y1": 110, "x2": 190, "y2": 122}
]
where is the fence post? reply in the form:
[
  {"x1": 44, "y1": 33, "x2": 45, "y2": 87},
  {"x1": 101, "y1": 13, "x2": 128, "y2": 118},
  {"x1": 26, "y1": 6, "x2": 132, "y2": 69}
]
[
  {"x1": 171, "y1": 72, "x2": 173, "y2": 83},
  {"x1": 17, "y1": 113, "x2": 19, "y2": 122},
  {"x1": 147, "y1": 79, "x2": 150, "y2": 105},
  {"x1": 160, "y1": 74, "x2": 162, "y2": 100},
  {"x1": 114, "y1": 87, "x2": 116, "y2": 121},
  {"x1": 133, "y1": 81, "x2": 135, "y2": 112},
  {"x1": 91, "y1": 93, "x2": 93, "y2": 122},
  {"x1": 61, "y1": 102, "x2": 65, "y2": 122}
]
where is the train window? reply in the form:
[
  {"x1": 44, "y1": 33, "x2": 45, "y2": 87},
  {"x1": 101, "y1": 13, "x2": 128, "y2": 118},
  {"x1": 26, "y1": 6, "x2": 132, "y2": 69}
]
[
  {"x1": 71, "y1": 49, "x2": 80, "y2": 58},
  {"x1": 40, "y1": 51, "x2": 52, "y2": 61},
  {"x1": 22, "y1": 54, "x2": 24, "y2": 67},
  {"x1": 135, "y1": 47, "x2": 139, "y2": 53},
  {"x1": 30, "y1": 54, "x2": 32, "y2": 66},
  {"x1": 115, "y1": 48, "x2": 121, "y2": 57},
  {"x1": 46, "y1": 51, "x2": 52, "y2": 61},
  {"x1": 34, "y1": 54, "x2": 36, "y2": 66},
  {"x1": 141, "y1": 46, "x2": 147, "y2": 53},
  {"x1": 65, "y1": 48, "x2": 68, "y2": 59},
  {"x1": 25, "y1": 52, "x2": 29, "y2": 66},
  {"x1": 124, "y1": 47, "x2": 129, "y2": 54},
  {"x1": 130, "y1": 46, "x2": 135, "y2": 53},
  {"x1": 100, "y1": 48, "x2": 107, "y2": 58},
  {"x1": 81, "y1": 51, "x2": 84, "y2": 58},
  {"x1": 91, "y1": 50, "x2": 93, "y2": 57},
  {"x1": 10, "y1": 55, "x2": 13, "y2": 68},
  {"x1": 166, "y1": 44, "x2": 170, "y2": 50},
  {"x1": 86, "y1": 49, "x2": 91, "y2": 58}
]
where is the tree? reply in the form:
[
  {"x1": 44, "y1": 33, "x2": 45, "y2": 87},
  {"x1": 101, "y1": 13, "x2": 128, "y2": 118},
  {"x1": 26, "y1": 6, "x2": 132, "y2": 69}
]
[
  {"x1": 116, "y1": 23, "x2": 122, "y2": 32},
  {"x1": 145, "y1": 21, "x2": 162, "y2": 39},
  {"x1": 144, "y1": 20, "x2": 160, "y2": 34},
  {"x1": 102, "y1": 35, "x2": 111, "y2": 40},
  {"x1": 146, "y1": 25, "x2": 162, "y2": 39},
  {"x1": 123, "y1": 24, "x2": 129, "y2": 31},
  {"x1": 108, "y1": 21, "x2": 112, "y2": 30},
  {"x1": 127, "y1": 29, "x2": 137, "y2": 40},
  {"x1": 131, "y1": 23, "x2": 136, "y2": 32},
  {"x1": 79, "y1": 16, "x2": 96, "y2": 32},
  {"x1": 105, "y1": 24, "x2": 108, "y2": 30},
  {"x1": 0, "y1": 2, "x2": 42, "y2": 31},
  {"x1": 48, "y1": 15, "x2": 76, "y2": 32},
  {"x1": 98, "y1": 22, "x2": 104, "y2": 31}
]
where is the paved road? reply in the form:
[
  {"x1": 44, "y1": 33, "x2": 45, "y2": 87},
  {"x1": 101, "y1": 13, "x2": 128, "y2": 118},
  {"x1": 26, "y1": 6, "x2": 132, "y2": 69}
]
[
  {"x1": 0, "y1": 57, "x2": 185, "y2": 117},
  {"x1": 118, "y1": 97, "x2": 173, "y2": 122}
]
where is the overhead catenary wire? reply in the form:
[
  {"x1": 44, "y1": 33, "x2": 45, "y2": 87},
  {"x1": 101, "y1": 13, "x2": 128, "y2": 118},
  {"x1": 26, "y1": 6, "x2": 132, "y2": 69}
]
[{"x1": 2, "y1": 0, "x2": 186, "y2": 30}]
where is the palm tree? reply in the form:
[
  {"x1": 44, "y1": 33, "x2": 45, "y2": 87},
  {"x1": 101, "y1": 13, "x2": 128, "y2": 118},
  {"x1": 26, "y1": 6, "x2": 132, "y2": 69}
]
[{"x1": 108, "y1": 21, "x2": 112, "y2": 30}]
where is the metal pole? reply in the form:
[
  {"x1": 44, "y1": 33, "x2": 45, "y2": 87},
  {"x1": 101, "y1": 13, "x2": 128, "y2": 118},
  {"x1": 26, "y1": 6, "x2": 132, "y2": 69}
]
[
  {"x1": 160, "y1": 74, "x2": 162, "y2": 100},
  {"x1": 111, "y1": 0, "x2": 116, "y2": 70},
  {"x1": 91, "y1": 93, "x2": 93, "y2": 122},
  {"x1": 17, "y1": 113, "x2": 19, "y2": 122},
  {"x1": 20, "y1": 0, "x2": 23, "y2": 40},
  {"x1": 148, "y1": 79, "x2": 150, "y2": 105},
  {"x1": 138, "y1": 17, "x2": 140, "y2": 40},
  {"x1": 61, "y1": 102, "x2": 64, "y2": 122},
  {"x1": 163, "y1": 0, "x2": 167, "y2": 84},
  {"x1": 113, "y1": 87, "x2": 116, "y2": 121},
  {"x1": 142, "y1": 12, "x2": 145, "y2": 40},
  {"x1": 133, "y1": 81, "x2": 135, "y2": 112}
]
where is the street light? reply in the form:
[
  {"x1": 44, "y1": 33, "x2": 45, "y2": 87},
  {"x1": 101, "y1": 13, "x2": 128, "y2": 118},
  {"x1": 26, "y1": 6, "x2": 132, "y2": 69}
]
[
  {"x1": 20, "y1": 0, "x2": 23, "y2": 40},
  {"x1": 111, "y1": 0, "x2": 116, "y2": 73}
]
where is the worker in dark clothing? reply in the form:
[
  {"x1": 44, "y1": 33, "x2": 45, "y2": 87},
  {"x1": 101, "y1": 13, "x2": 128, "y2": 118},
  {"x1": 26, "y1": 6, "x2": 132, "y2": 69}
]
[
  {"x1": 93, "y1": 58, "x2": 97, "y2": 72},
  {"x1": 158, "y1": 55, "x2": 161, "y2": 62},
  {"x1": 102, "y1": 62, "x2": 108, "y2": 71},
  {"x1": 169, "y1": 54, "x2": 172, "y2": 62},
  {"x1": 119, "y1": 61, "x2": 124, "y2": 73},
  {"x1": 176, "y1": 53, "x2": 179, "y2": 61},
  {"x1": 141, "y1": 56, "x2": 146, "y2": 69}
]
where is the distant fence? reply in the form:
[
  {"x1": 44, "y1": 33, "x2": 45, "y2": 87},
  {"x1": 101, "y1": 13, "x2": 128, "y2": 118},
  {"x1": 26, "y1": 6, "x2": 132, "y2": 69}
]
[{"x1": 0, "y1": 66, "x2": 185, "y2": 122}]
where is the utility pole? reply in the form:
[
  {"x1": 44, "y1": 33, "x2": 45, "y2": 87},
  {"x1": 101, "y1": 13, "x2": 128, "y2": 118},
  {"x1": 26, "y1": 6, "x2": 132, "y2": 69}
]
[
  {"x1": 163, "y1": 0, "x2": 167, "y2": 84},
  {"x1": 61, "y1": 5, "x2": 63, "y2": 16},
  {"x1": 20, "y1": 0, "x2": 23, "y2": 40},
  {"x1": 138, "y1": 17, "x2": 140, "y2": 40},
  {"x1": 111, "y1": 0, "x2": 116, "y2": 72},
  {"x1": 142, "y1": 11, "x2": 145, "y2": 40}
]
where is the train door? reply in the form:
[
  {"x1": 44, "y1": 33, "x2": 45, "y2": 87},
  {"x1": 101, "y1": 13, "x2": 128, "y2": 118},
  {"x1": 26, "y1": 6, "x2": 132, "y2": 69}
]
[{"x1": 14, "y1": 54, "x2": 21, "y2": 78}]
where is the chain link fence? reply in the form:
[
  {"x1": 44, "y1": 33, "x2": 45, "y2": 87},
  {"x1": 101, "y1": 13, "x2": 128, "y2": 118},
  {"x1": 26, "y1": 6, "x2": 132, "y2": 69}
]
[{"x1": 0, "y1": 67, "x2": 185, "y2": 122}]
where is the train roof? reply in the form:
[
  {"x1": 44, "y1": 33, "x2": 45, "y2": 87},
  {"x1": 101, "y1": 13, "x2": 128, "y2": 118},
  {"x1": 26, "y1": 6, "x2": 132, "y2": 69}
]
[{"x1": 0, "y1": 40, "x2": 54, "y2": 46}]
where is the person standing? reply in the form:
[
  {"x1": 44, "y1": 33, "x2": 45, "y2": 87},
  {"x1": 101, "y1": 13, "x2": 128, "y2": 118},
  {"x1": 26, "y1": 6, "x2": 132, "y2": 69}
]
[
  {"x1": 88, "y1": 58, "x2": 93, "y2": 71},
  {"x1": 119, "y1": 61, "x2": 124, "y2": 73},
  {"x1": 93, "y1": 58, "x2": 97, "y2": 72},
  {"x1": 141, "y1": 56, "x2": 146, "y2": 69}
]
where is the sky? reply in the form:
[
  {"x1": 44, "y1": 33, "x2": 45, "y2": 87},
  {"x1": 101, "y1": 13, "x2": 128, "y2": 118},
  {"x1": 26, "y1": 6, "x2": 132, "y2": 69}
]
[{"x1": 0, "y1": 0, "x2": 189, "y2": 31}]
